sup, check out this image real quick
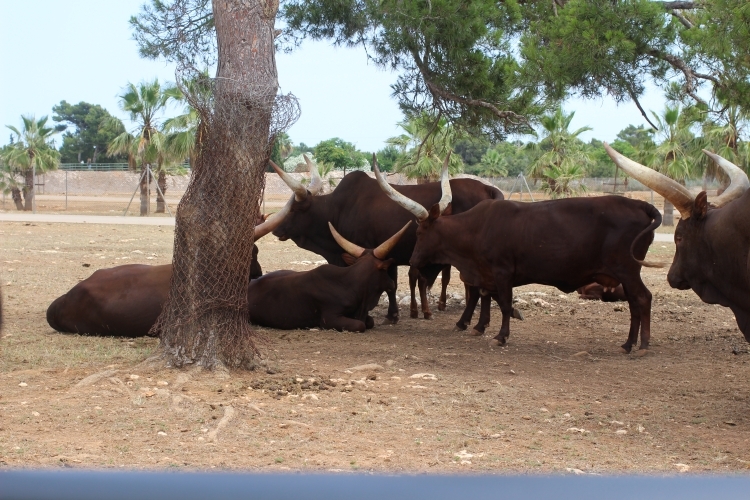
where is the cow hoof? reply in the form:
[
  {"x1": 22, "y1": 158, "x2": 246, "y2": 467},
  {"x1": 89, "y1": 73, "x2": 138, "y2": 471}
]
[
  {"x1": 469, "y1": 329, "x2": 483, "y2": 337},
  {"x1": 438, "y1": 301, "x2": 447, "y2": 311},
  {"x1": 423, "y1": 313, "x2": 432, "y2": 320},
  {"x1": 635, "y1": 348, "x2": 649, "y2": 357},
  {"x1": 454, "y1": 323, "x2": 468, "y2": 332},
  {"x1": 512, "y1": 308, "x2": 525, "y2": 321},
  {"x1": 382, "y1": 317, "x2": 399, "y2": 325},
  {"x1": 489, "y1": 338, "x2": 507, "y2": 347},
  {"x1": 619, "y1": 345, "x2": 632, "y2": 354},
  {"x1": 410, "y1": 310, "x2": 419, "y2": 319}
]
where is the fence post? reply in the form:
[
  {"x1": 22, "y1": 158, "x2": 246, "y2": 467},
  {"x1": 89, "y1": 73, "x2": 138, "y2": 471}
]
[{"x1": 65, "y1": 170, "x2": 68, "y2": 210}]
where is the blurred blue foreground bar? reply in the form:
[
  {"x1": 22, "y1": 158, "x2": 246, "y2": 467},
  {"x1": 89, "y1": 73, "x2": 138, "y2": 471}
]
[{"x1": 2, "y1": 471, "x2": 750, "y2": 500}]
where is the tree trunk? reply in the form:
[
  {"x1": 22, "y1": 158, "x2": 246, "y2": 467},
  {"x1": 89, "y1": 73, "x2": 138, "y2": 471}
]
[
  {"x1": 11, "y1": 187, "x2": 23, "y2": 210},
  {"x1": 156, "y1": 0, "x2": 280, "y2": 369},
  {"x1": 663, "y1": 199, "x2": 674, "y2": 226},
  {"x1": 23, "y1": 169, "x2": 34, "y2": 211},
  {"x1": 139, "y1": 168, "x2": 151, "y2": 216},
  {"x1": 156, "y1": 170, "x2": 168, "y2": 213}
]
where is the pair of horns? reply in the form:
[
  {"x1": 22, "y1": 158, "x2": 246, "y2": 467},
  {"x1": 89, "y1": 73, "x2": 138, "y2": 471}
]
[
  {"x1": 328, "y1": 221, "x2": 412, "y2": 260},
  {"x1": 270, "y1": 154, "x2": 323, "y2": 201},
  {"x1": 603, "y1": 143, "x2": 749, "y2": 220},
  {"x1": 373, "y1": 152, "x2": 453, "y2": 221}
]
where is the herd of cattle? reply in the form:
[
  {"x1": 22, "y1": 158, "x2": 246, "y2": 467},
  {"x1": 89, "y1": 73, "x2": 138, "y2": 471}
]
[{"x1": 1, "y1": 145, "x2": 749, "y2": 356}]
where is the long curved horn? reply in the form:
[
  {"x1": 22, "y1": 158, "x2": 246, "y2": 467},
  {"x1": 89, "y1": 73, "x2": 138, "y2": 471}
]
[
  {"x1": 304, "y1": 154, "x2": 323, "y2": 195},
  {"x1": 372, "y1": 154, "x2": 429, "y2": 221},
  {"x1": 270, "y1": 160, "x2": 307, "y2": 201},
  {"x1": 437, "y1": 152, "x2": 452, "y2": 214},
  {"x1": 254, "y1": 195, "x2": 293, "y2": 240},
  {"x1": 702, "y1": 150, "x2": 750, "y2": 208},
  {"x1": 328, "y1": 222, "x2": 365, "y2": 258},
  {"x1": 603, "y1": 142, "x2": 694, "y2": 219},
  {"x1": 373, "y1": 221, "x2": 412, "y2": 259}
]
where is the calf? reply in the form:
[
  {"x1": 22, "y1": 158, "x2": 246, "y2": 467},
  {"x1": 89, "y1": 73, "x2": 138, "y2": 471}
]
[
  {"x1": 577, "y1": 283, "x2": 627, "y2": 302},
  {"x1": 248, "y1": 222, "x2": 410, "y2": 332},
  {"x1": 377, "y1": 165, "x2": 662, "y2": 354}
]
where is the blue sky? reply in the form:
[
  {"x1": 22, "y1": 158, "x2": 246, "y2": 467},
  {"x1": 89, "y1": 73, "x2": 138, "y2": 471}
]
[{"x1": 0, "y1": 0, "x2": 667, "y2": 152}]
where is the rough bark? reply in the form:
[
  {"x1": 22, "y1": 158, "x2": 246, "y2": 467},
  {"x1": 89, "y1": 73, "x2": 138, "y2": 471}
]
[
  {"x1": 11, "y1": 188, "x2": 23, "y2": 210},
  {"x1": 139, "y1": 168, "x2": 151, "y2": 216},
  {"x1": 157, "y1": 0, "x2": 279, "y2": 369},
  {"x1": 663, "y1": 199, "x2": 674, "y2": 226},
  {"x1": 156, "y1": 170, "x2": 168, "y2": 213},
  {"x1": 23, "y1": 169, "x2": 34, "y2": 211}
]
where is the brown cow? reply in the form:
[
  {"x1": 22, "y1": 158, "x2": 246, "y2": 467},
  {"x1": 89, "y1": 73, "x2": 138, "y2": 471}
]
[
  {"x1": 247, "y1": 222, "x2": 410, "y2": 331},
  {"x1": 270, "y1": 155, "x2": 500, "y2": 328},
  {"x1": 45, "y1": 207, "x2": 283, "y2": 337},
  {"x1": 377, "y1": 163, "x2": 662, "y2": 354},
  {"x1": 605, "y1": 143, "x2": 750, "y2": 340}
]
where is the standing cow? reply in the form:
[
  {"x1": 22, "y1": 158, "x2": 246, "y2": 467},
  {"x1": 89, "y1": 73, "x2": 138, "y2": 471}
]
[
  {"x1": 376, "y1": 164, "x2": 662, "y2": 354},
  {"x1": 248, "y1": 221, "x2": 410, "y2": 331},
  {"x1": 269, "y1": 155, "x2": 502, "y2": 328},
  {"x1": 604, "y1": 143, "x2": 750, "y2": 340}
]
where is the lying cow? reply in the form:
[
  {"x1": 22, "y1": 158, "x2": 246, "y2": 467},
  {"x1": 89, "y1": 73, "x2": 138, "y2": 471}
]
[
  {"x1": 605, "y1": 143, "x2": 750, "y2": 340},
  {"x1": 376, "y1": 163, "x2": 662, "y2": 354},
  {"x1": 247, "y1": 222, "x2": 410, "y2": 332},
  {"x1": 46, "y1": 209, "x2": 280, "y2": 337},
  {"x1": 577, "y1": 283, "x2": 627, "y2": 302}
]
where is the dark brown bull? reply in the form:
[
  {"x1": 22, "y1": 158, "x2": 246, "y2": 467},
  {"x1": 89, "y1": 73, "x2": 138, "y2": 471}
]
[
  {"x1": 270, "y1": 155, "x2": 500, "y2": 328},
  {"x1": 45, "y1": 210, "x2": 280, "y2": 337},
  {"x1": 379, "y1": 166, "x2": 662, "y2": 354},
  {"x1": 248, "y1": 222, "x2": 410, "y2": 331},
  {"x1": 577, "y1": 283, "x2": 627, "y2": 302},
  {"x1": 604, "y1": 143, "x2": 750, "y2": 340}
]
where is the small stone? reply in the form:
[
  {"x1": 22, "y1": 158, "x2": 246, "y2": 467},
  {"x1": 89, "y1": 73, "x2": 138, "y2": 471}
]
[
  {"x1": 157, "y1": 381, "x2": 168, "y2": 386},
  {"x1": 566, "y1": 427, "x2": 589, "y2": 434},
  {"x1": 18, "y1": 382, "x2": 27, "y2": 387},
  {"x1": 409, "y1": 373, "x2": 437, "y2": 381},
  {"x1": 157, "y1": 431, "x2": 167, "y2": 436},
  {"x1": 613, "y1": 304, "x2": 625, "y2": 312},
  {"x1": 129, "y1": 374, "x2": 140, "y2": 380},
  {"x1": 509, "y1": 370, "x2": 516, "y2": 375},
  {"x1": 31, "y1": 411, "x2": 40, "y2": 417},
  {"x1": 540, "y1": 408, "x2": 549, "y2": 413},
  {"x1": 385, "y1": 360, "x2": 395, "y2": 366},
  {"x1": 522, "y1": 415, "x2": 531, "y2": 420},
  {"x1": 347, "y1": 363, "x2": 384, "y2": 372},
  {"x1": 674, "y1": 463, "x2": 690, "y2": 472},
  {"x1": 571, "y1": 351, "x2": 590, "y2": 358},
  {"x1": 566, "y1": 468, "x2": 585, "y2": 475},
  {"x1": 637, "y1": 424, "x2": 645, "y2": 433},
  {"x1": 615, "y1": 429, "x2": 627, "y2": 435},
  {"x1": 610, "y1": 420, "x2": 624, "y2": 425}
]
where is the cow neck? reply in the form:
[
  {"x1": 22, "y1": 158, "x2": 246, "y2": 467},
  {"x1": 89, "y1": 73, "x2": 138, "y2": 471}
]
[
  {"x1": 295, "y1": 194, "x2": 347, "y2": 266},
  {"x1": 431, "y1": 213, "x2": 485, "y2": 285}
]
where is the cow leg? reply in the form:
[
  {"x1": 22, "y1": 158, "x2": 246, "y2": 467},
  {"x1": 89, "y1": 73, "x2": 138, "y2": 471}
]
[
  {"x1": 490, "y1": 278, "x2": 514, "y2": 347},
  {"x1": 438, "y1": 265, "x2": 451, "y2": 311},
  {"x1": 620, "y1": 277, "x2": 652, "y2": 355},
  {"x1": 471, "y1": 291, "x2": 492, "y2": 336},
  {"x1": 384, "y1": 266, "x2": 400, "y2": 324},
  {"x1": 321, "y1": 313, "x2": 367, "y2": 333},
  {"x1": 408, "y1": 266, "x2": 420, "y2": 319},
  {"x1": 365, "y1": 315, "x2": 375, "y2": 329},
  {"x1": 418, "y1": 271, "x2": 432, "y2": 320},
  {"x1": 455, "y1": 284, "x2": 479, "y2": 331}
]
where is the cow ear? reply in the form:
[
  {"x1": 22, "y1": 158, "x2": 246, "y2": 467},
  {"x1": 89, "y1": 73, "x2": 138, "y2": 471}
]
[
  {"x1": 441, "y1": 202, "x2": 453, "y2": 216},
  {"x1": 341, "y1": 253, "x2": 357, "y2": 266},
  {"x1": 428, "y1": 203, "x2": 442, "y2": 221},
  {"x1": 693, "y1": 191, "x2": 708, "y2": 220},
  {"x1": 376, "y1": 258, "x2": 395, "y2": 270}
]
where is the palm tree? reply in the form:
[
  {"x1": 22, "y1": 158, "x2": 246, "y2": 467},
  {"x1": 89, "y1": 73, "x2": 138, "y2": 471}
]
[
  {"x1": 528, "y1": 107, "x2": 592, "y2": 198},
  {"x1": 649, "y1": 105, "x2": 700, "y2": 225},
  {"x1": 699, "y1": 104, "x2": 750, "y2": 190},
  {"x1": 108, "y1": 79, "x2": 176, "y2": 215},
  {"x1": 479, "y1": 148, "x2": 509, "y2": 180},
  {"x1": 387, "y1": 112, "x2": 464, "y2": 182},
  {"x1": 3, "y1": 115, "x2": 60, "y2": 211}
]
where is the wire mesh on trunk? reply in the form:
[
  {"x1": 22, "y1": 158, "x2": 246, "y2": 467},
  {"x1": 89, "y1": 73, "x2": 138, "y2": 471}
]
[{"x1": 152, "y1": 66, "x2": 299, "y2": 369}]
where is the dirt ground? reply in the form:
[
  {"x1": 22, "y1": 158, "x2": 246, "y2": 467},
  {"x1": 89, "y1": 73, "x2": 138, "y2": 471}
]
[{"x1": 1, "y1": 219, "x2": 750, "y2": 474}]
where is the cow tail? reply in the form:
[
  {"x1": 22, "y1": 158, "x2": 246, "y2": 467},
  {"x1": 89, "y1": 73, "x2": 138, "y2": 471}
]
[{"x1": 631, "y1": 203, "x2": 666, "y2": 268}]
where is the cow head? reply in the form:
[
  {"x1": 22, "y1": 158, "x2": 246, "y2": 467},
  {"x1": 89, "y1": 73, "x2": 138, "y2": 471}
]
[
  {"x1": 269, "y1": 155, "x2": 324, "y2": 243},
  {"x1": 603, "y1": 143, "x2": 750, "y2": 297},
  {"x1": 328, "y1": 220, "x2": 411, "y2": 299},
  {"x1": 372, "y1": 153, "x2": 453, "y2": 269}
]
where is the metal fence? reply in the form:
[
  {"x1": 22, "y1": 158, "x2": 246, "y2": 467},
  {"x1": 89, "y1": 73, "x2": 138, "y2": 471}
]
[
  {"x1": 2, "y1": 471, "x2": 750, "y2": 500},
  {"x1": 59, "y1": 163, "x2": 130, "y2": 172}
]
